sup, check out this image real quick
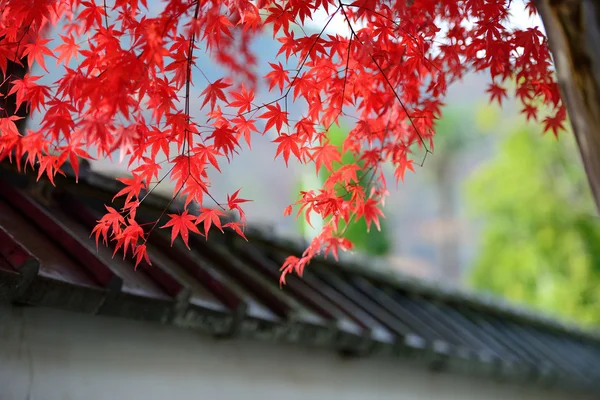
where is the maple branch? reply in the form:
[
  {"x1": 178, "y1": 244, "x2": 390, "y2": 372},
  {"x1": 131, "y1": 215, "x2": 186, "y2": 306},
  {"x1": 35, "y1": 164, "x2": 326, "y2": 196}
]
[
  {"x1": 340, "y1": 34, "x2": 353, "y2": 111},
  {"x1": 191, "y1": 171, "x2": 225, "y2": 210},
  {"x1": 122, "y1": 164, "x2": 178, "y2": 222},
  {"x1": 194, "y1": 65, "x2": 211, "y2": 85},
  {"x1": 221, "y1": 8, "x2": 344, "y2": 140},
  {"x1": 114, "y1": 0, "x2": 225, "y2": 243},
  {"x1": 286, "y1": 8, "x2": 341, "y2": 98},
  {"x1": 339, "y1": 1, "x2": 432, "y2": 157},
  {"x1": 103, "y1": 0, "x2": 110, "y2": 31},
  {"x1": 227, "y1": 6, "x2": 343, "y2": 117},
  {"x1": 340, "y1": 2, "x2": 442, "y2": 73},
  {"x1": 322, "y1": 35, "x2": 355, "y2": 133},
  {"x1": 142, "y1": 184, "x2": 186, "y2": 244},
  {"x1": 180, "y1": 1, "x2": 226, "y2": 212}
]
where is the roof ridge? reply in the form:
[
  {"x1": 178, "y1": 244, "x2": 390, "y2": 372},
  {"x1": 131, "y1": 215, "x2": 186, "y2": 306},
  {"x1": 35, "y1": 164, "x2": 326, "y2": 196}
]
[
  {"x1": 11, "y1": 160, "x2": 600, "y2": 344},
  {"x1": 244, "y1": 225, "x2": 600, "y2": 344}
]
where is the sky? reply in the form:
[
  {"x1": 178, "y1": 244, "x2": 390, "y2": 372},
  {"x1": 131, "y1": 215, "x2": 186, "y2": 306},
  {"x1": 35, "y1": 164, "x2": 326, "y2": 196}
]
[{"x1": 305, "y1": 0, "x2": 545, "y2": 36}]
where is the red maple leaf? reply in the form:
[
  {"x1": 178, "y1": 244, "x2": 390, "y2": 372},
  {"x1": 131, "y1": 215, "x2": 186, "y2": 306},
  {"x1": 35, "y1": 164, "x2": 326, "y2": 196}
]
[
  {"x1": 36, "y1": 155, "x2": 65, "y2": 185},
  {"x1": 273, "y1": 133, "x2": 301, "y2": 166},
  {"x1": 232, "y1": 116, "x2": 259, "y2": 148},
  {"x1": 229, "y1": 83, "x2": 255, "y2": 113},
  {"x1": 78, "y1": 1, "x2": 105, "y2": 30},
  {"x1": 521, "y1": 104, "x2": 538, "y2": 122},
  {"x1": 23, "y1": 38, "x2": 55, "y2": 73},
  {"x1": 224, "y1": 221, "x2": 247, "y2": 241},
  {"x1": 133, "y1": 244, "x2": 152, "y2": 269},
  {"x1": 91, "y1": 206, "x2": 125, "y2": 248},
  {"x1": 360, "y1": 198, "x2": 385, "y2": 232},
  {"x1": 524, "y1": 1, "x2": 537, "y2": 16},
  {"x1": 264, "y1": 62, "x2": 289, "y2": 93},
  {"x1": 486, "y1": 83, "x2": 508, "y2": 106},
  {"x1": 113, "y1": 218, "x2": 145, "y2": 258},
  {"x1": 196, "y1": 208, "x2": 225, "y2": 239},
  {"x1": 200, "y1": 79, "x2": 231, "y2": 110},
  {"x1": 227, "y1": 188, "x2": 251, "y2": 221},
  {"x1": 206, "y1": 126, "x2": 239, "y2": 159},
  {"x1": 194, "y1": 144, "x2": 222, "y2": 172},
  {"x1": 543, "y1": 113, "x2": 565, "y2": 137},
  {"x1": 259, "y1": 103, "x2": 288, "y2": 133},
  {"x1": 161, "y1": 210, "x2": 201, "y2": 249},
  {"x1": 324, "y1": 236, "x2": 353, "y2": 261},
  {"x1": 8, "y1": 74, "x2": 43, "y2": 112},
  {"x1": 54, "y1": 34, "x2": 80, "y2": 65},
  {"x1": 311, "y1": 141, "x2": 341, "y2": 174},
  {"x1": 113, "y1": 174, "x2": 146, "y2": 205}
]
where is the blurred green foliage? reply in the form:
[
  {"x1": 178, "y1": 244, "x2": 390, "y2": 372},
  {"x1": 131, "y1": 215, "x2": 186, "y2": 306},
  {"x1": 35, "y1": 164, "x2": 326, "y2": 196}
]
[
  {"x1": 467, "y1": 123, "x2": 600, "y2": 326},
  {"x1": 295, "y1": 125, "x2": 391, "y2": 256}
]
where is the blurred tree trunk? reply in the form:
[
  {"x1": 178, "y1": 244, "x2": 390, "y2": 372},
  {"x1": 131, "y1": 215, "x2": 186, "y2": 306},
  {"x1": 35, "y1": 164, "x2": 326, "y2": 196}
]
[
  {"x1": 434, "y1": 158, "x2": 461, "y2": 285},
  {"x1": 536, "y1": 0, "x2": 600, "y2": 212}
]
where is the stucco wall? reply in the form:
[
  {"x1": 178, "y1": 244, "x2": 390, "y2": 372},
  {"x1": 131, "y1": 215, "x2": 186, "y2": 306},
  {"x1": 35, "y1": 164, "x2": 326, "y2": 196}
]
[{"x1": 0, "y1": 305, "x2": 594, "y2": 400}]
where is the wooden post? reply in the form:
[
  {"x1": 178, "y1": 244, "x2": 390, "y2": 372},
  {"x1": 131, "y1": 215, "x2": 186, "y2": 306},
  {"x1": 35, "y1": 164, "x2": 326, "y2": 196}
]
[{"x1": 535, "y1": 0, "x2": 600, "y2": 212}]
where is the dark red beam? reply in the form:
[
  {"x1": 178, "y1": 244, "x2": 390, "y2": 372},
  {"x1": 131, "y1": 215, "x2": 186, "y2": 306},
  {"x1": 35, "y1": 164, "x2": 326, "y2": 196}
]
[
  {"x1": 56, "y1": 191, "x2": 183, "y2": 298},
  {"x1": 0, "y1": 226, "x2": 38, "y2": 272},
  {"x1": 0, "y1": 180, "x2": 118, "y2": 288},
  {"x1": 189, "y1": 235, "x2": 292, "y2": 320},
  {"x1": 0, "y1": 225, "x2": 40, "y2": 301},
  {"x1": 146, "y1": 231, "x2": 243, "y2": 311}
]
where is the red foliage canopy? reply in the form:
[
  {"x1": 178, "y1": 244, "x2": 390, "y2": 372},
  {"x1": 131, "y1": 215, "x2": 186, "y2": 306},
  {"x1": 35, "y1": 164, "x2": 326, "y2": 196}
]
[{"x1": 0, "y1": 0, "x2": 564, "y2": 284}]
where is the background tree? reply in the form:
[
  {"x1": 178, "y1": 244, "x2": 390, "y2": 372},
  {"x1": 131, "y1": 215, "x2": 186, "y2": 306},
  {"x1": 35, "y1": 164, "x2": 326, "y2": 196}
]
[
  {"x1": 295, "y1": 125, "x2": 391, "y2": 257},
  {"x1": 424, "y1": 106, "x2": 474, "y2": 283},
  {"x1": 467, "y1": 122, "x2": 600, "y2": 326}
]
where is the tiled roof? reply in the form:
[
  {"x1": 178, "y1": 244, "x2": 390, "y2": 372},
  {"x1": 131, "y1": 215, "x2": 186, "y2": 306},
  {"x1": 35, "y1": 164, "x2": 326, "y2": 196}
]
[{"x1": 1, "y1": 161, "x2": 600, "y2": 394}]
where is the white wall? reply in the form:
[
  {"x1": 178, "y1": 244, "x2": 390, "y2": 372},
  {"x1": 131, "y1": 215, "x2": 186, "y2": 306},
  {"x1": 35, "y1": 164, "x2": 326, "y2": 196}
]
[{"x1": 0, "y1": 306, "x2": 594, "y2": 400}]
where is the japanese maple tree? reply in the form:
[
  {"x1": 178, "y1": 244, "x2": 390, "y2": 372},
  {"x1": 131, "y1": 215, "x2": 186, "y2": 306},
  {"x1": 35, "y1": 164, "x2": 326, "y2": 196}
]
[{"x1": 0, "y1": 0, "x2": 578, "y2": 284}]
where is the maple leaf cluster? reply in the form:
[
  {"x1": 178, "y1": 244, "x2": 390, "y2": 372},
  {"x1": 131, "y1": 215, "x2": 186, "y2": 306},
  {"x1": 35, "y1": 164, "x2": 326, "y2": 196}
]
[{"x1": 0, "y1": 0, "x2": 565, "y2": 284}]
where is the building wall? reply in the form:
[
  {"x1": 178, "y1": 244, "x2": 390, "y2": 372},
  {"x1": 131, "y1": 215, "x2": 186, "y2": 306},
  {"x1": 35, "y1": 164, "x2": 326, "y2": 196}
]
[{"x1": 0, "y1": 305, "x2": 594, "y2": 400}]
